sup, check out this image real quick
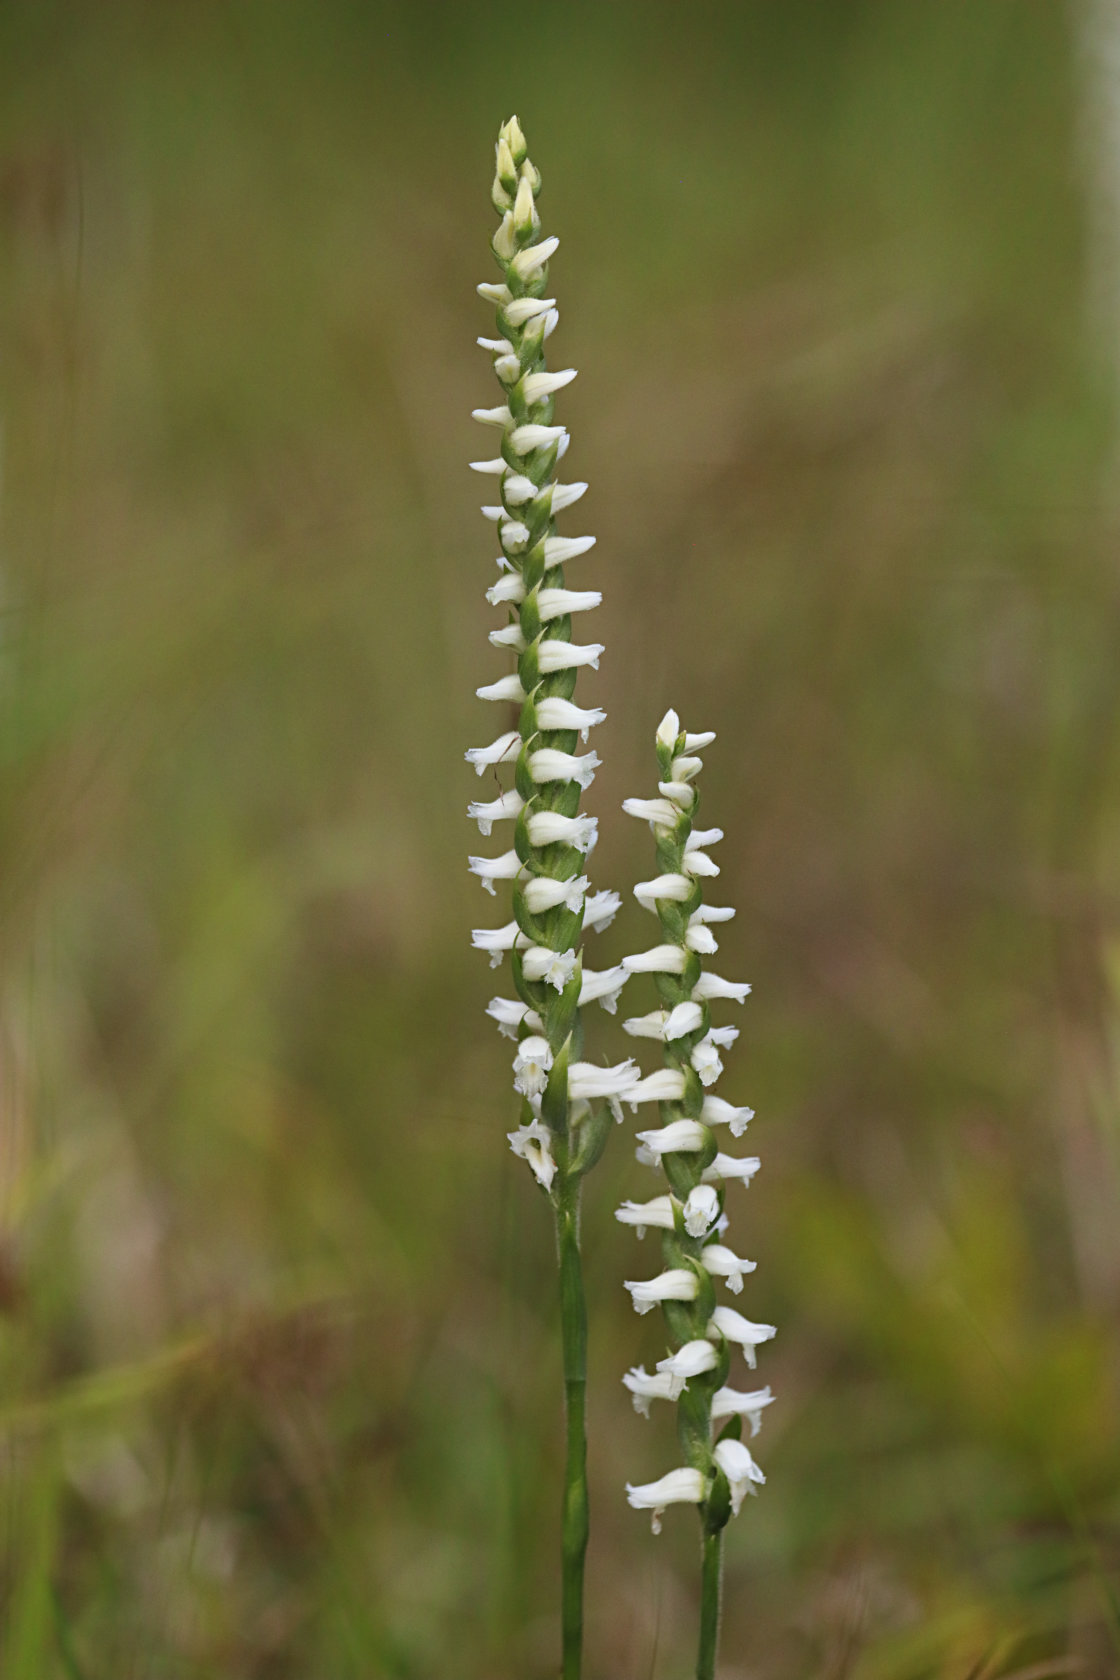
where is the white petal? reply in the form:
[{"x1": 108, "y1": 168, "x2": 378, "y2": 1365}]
[
  {"x1": 489, "y1": 624, "x2": 525, "y2": 651},
  {"x1": 477, "y1": 281, "x2": 511, "y2": 304},
  {"x1": 501, "y1": 472, "x2": 537, "y2": 504},
  {"x1": 622, "y1": 945, "x2": 687, "y2": 975},
  {"x1": 656, "y1": 709, "x2": 681, "y2": 748},
  {"x1": 692, "y1": 974, "x2": 751, "y2": 1004},
  {"x1": 713, "y1": 1438, "x2": 765, "y2": 1514},
  {"x1": 536, "y1": 639, "x2": 604, "y2": 673},
  {"x1": 467, "y1": 789, "x2": 524, "y2": 834},
  {"x1": 543, "y1": 535, "x2": 595, "y2": 564},
  {"x1": 568, "y1": 1059, "x2": 638, "y2": 1101},
  {"x1": 535, "y1": 697, "x2": 605, "y2": 738},
  {"x1": 502, "y1": 295, "x2": 555, "y2": 326},
  {"x1": 526, "y1": 812, "x2": 598, "y2": 851},
  {"x1": 622, "y1": 1366, "x2": 679, "y2": 1416},
  {"x1": 635, "y1": 1119, "x2": 706, "y2": 1156},
  {"x1": 468, "y1": 851, "x2": 522, "y2": 893},
  {"x1": 469, "y1": 457, "x2": 506, "y2": 474},
  {"x1": 622, "y1": 1010, "x2": 670, "y2": 1040},
  {"x1": 528, "y1": 748, "x2": 600, "y2": 788},
  {"x1": 472, "y1": 405, "x2": 512, "y2": 427},
  {"x1": 682, "y1": 1184, "x2": 720, "y2": 1237},
  {"x1": 622, "y1": 797, "x2": 680, "y2": 828},
  {"x1": 702, "y1": 1153, "x2": 761, "y2": 1186},
  {"x1": 664, "y1": 1001, "x2": 704, "y2": 1039},
  {"x1": 685, "y1": 924, "x2": 719, "y2": 955},
  {"x1": 634, "y1": 873, "x2": 692, "y2": 907},
  {"x1": 521, "y1": 368, "x2": 577, "y2": 403},
  {"x1": 708, "y1": 1306, "x2": 777, "y2": 1368},
  {"x1": 583, "y1": 889, "x2": 620, "y2": 932},
  {"x1": 683, "y1": 731, "x2": 716, "y2": 752},
  {"x1": 510, "y1": 235, "x2": 559, "y2": 279},
  {"x1": 626, "y1": 1069, "x2": 687, "y2": 1108},
  {"x1": 549, "y1": 481, "x2": 588, "y2": 513},
  {"x1": 578, "y1": 964, "x2": 627, "y2": 1010},
  {"x1": 510, "y1": 423, "x2": 567, "y2": 453},
  {"x1": 536, "y1": 587, "x2": 602, "y2": 621},
  {"x1": 521, "y1": 946, "x2": 579, "y2": 992},
  {"x1": 700, "y1": 1096, "x2": 754, "y2": 1137},
  {"x1": 625, "y1": 1468, "x2": 706, "y2": 1532},
  {"x1": 614, "y1": 1195, "x2": 676, "y2": 1235},
  {"x1": 710, "y1": 1385, "x2": 775, "y2": 1434},
  {"x1": 486, "y1": 574, "x2": 525, "y2": 605},
  {"x1": 523, "y1": 873, "x2": 588, "y2": 915},
  {"x1": 471, "y1": 921, "x2": 521, "y2": 967},
  {"x1": 476, "y1": 674, "x2": 526, "y2": 703},
  {"x1": 682, "y1": 849, "x2": 719, "y2": 878},
  {"x1": 624, "y1": 1269, "x2": 698, "y2": 1314},
  {"x1": 465, "y1": 731, "x2": 520, "y2": 775}
]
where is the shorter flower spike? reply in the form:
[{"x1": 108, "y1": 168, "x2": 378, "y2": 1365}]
[{"x1": 619, "y1": 714, "x2": 775, "y2": 1542}]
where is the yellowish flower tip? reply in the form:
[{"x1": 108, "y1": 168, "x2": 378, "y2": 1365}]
[{"x1": 500, "y1": 114, "x2": 528, "y2": 166}]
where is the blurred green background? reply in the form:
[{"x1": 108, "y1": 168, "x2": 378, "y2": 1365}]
[{"x1": 0, "y1": 1, "x2": 1118, "y2": 1675}]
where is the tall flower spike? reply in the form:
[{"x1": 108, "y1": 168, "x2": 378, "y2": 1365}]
[
  {"x1": 618, "y1": 712, "x2": 775, "y2": 1680},
  {"x1": 467, "y1": 117, "x2": 631, "y2": 1680}
]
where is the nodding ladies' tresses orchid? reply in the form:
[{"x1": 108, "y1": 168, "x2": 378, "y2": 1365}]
[
  {"x1": 616, "y1": 711, "x2": 776, "y2": 1680},
  {"x1": 465, "y1": 116, "x2": 632, "y2": 1680}
]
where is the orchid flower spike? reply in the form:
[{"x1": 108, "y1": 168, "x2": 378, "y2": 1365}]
[
  {"x1": 617, "y1": 712, "x2": 775, "y2": 1572},
  {"x1": 468, "y1": 118, "x2": 635, "y2": 1200}
]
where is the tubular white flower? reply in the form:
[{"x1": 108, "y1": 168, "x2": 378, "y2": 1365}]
[
  {"x1": 685, "y1": 922, "x2": 719, "y2": 955},
  {"x1": 521, "y1": 368, "x2": 577, "y2": 403},
  {"x1": 623, "y1": 1365, "x2": 679, "y2": 1416},
  {"x1": 470, "y1": 455, "x2": 507, "y2": 472},
  {"x1": 499, "y1": 472, "x2": 536, "y2": 503},
  {"x1": 468, "y1": 850, "x2": 523, "y2": 894},
  {"x1": 624, "y1": 1269, "x2": 699, "y2": 1314},
  {"x1": 633, "y1": 873, "x2": 693, "y2": 907},
  {"x1": 466, "y1": 731, "x2": 521, "y2": 774},
  {"x1": 682, "y1": 848, "x2": 719, "y2": 878},
  {"x1": 713, "y1": 1438, "x2": 765, "y2": 1515},
  {"x1": 500, "y1": 519, "x2": 531, "y2": 551},
  {"x1": 700, "y1": 1095, "x2": 755, "y2": 1137},
  {"x1": 635, "y1": 1119, "x2": 707, "y2": 1156},
  {"x1": 625, "y1": 1468, "x2": 706, "y2": 1535},
  {"x1": 509, "y1": 421, "x2": 567, "y2": 453},
  {"x1": 622, "y1": 1010, "x2": 671, "y2": 1040},
  {"x1": 528, "y1": 748, "x2": 601, "y2": 788},
  {"x1": 578, "y1": 965, "x2": 628, "y2": 1011},
  {"x1": 508, "y1": 1120, "x2": 557, "y2": 1191},
  {"x1": 526, "y1": 811, "x2": 598, "y2": 851},
  {"x1": 699, "y1": 1244, "x2": 757, "y2": 1294},
  {"x1": 701, "y1": 1153, "x2": 761, "y2": 1187},
  {"x1": 626, "y1": 1069, "x2": 687, "y2": 1108},
  {"x1": 682, "y1": 1184, "x2": 720, "y2": 1237},
  {"x1": 502, "y1": 294, "x2": 555, "y2": 326},
  {"x1": 710, "y1": 1385, "x2": 775, "y2": 1435},
  {"x1": 472, "y1": 922, "x2": 521, "y2": 966},
  {"x1": 486, "y1": 996, "x2": 541, "y2": 1038},
  {"x1": 536, "y1": 587, "x2": 602, "y2": 621},
  {"x1": 584, "y1": 889, "x2": 621, "y2": 932},
  {"x1": 665, "y1": 1000, "x2": 704, "y2": 1039},
  {"x1": 656, "y1": 709, "x2": 681, "y2": 747},
  {"x1": 486, "y1": 574, "x2": 525, "y2": 606},
  {"x1": 691, "y1": 903, "x2": 735, "y2": 924},
  {"x1": 691, "y1": 973, "x2": 752, "y2": 1003},
  {"x1": 489, "y1": 624, "x2": 526, "y2": 651},
  {"x1": 549, "y1": 482, "x2": 588, "y2": 513},
  {"x1": 543, "y1": 534, "x2": 596, "y2": 564},
  {"x1": 655, "y1": 1339, "x2": 720, "y2": 1392},
  {"x1": 521, "y1": 946, "x2": 579, "y2": 992},
  {"x1": 568, "y1": 1060, "x2": 638, "y2": 1102},
  {"x1": 536, "y1": 639, "x2": 604, "y2": 673},
  {"x1": 523, "y1": 874, "x2": 588, "y2": 915},
  {"x1": 513, "y1": 1035, "x2": 554, "y2": 1099},
  {"x1": 468, "y1": 789, "x2": 524, "y2": 834},
  {"x1": 708, "y1": 1306, "x2": 777, "y2": 1368},
  {"x1": 623, "y1": 945, "x2": 688, "y2": 976},
  {"x1": 533, "y1": 698, "x2": 605, "y2": 740},
  {"x1": 691, "y1": 1035, "x2": 724, "y2": 1085},
  {"x1": 510, "y1": 234, "x2": 559, "y2": 279},
  {"x1": 622, "y1": 796, "x2": 680, "y2": 828},
  {"x1": 614, "y1": 1194, "x2": 676, "y2": 1236},
  {"x1": 687, "y1": 827, "x2": 724, "y2": 849},
  {"x1": 473, "y1": 403, "x2": 513, "y2": 426}
]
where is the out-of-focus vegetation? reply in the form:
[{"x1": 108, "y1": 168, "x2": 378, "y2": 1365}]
[{"x1": 0, "y1": 1, "x2": 1118, "y2": 1674}]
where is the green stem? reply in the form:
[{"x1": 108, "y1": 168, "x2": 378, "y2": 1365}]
[
  {"x1": 696, "y1": 1527, "x2": 723, "y2": 1680},
  {"x1": 556, "y1": 1175, "x2": 588, "y2": 1680}
]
